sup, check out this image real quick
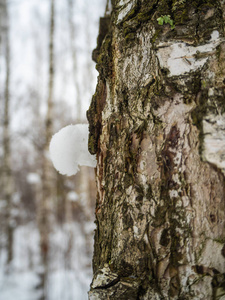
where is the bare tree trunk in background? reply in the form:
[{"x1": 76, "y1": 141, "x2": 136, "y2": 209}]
[
  {"x1": 66, "y1": 0, "x2": 79, "y2": 227},
  {"x1": 1, "y1": 0, "x2": 14, "y2": 266},
  {"x1": 67, "y1": 0, "x2": 95, "y2": 223},
  {"x1": 67, "y1": 0, "x2": 82, "y2": 122},
  {"x1": 45, "y1": 0, "x2": 55, "y2": 146},
  {"x1": 38, "y1": 0, "x2": 56, "y2": 298},
  {"x1": 88, "y1": 0, "x2": 225, "y2": 299},
  {"x1": 65, "y1": 1, "x2": 81, "y2": 263}
]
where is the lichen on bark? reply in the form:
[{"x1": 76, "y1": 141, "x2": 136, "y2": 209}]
[{"x1": 88, "y1": 0, "x2": 225, "y2": 299}]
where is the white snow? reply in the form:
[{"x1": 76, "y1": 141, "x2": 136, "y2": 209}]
[
  {"x1": 0, "y1": 271, "x2": 41, "y2": 300},
  {"x1": 47, "y1": 270, "x2": 88, "y2": 300},
  {"x1": 0, "y1": 0, "x2": 103, "y2": 298},
  {"x1": 27, "y1": 172, "x2": 41, "y2": 184},
  {"x1": 49, "y1": 124, "x2": 96, "y2": 176},
  {"x1": 67, "y1": 191, "x2": 79, "y2": 202},
  {"x1": 0, "y1": 221, "x2": 93, "y2": 300}
]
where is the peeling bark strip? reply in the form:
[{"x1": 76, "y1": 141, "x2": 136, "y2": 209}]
[{"x1": 88, "y1": 0, "x2": 225, "y2": 299}]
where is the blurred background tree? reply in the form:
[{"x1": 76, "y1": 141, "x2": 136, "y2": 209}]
[{"x1": 0, "y1": 0, "x2": 106, "y2": 299}]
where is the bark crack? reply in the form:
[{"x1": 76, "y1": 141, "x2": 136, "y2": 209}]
[{"x1": 93, "y1": 277, "x2": 120, "y2": 290}]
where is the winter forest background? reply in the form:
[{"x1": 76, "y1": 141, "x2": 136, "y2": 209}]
[{"x1": 0, "y1": 0, "x2": 106, "y2": 299}]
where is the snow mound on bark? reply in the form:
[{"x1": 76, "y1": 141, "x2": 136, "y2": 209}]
[{"x1": 49, "y1": 124, "x2": 96, "y2": 176}]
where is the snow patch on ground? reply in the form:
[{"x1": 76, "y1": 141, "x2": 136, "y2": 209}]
[
  {"x1": 0, "y1": 271, "x2": 41, "y2": 300},
  {"x1": 48, "y1": 270, "x2": 88, "y2": 300},
  {"x1": 0, "y1": 222, "x2": 94, "y2": 300},
  {"x1": 0, "y1": 223, "x2": 41, "y2": 300}
]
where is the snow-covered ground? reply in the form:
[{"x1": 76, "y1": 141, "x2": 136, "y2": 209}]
[
  {"x1": 0, "y1": 0, "x2": 106, "y2": 298},
  {"x1": 0, "y1": 221, "x2": 95, "y2": 300}
]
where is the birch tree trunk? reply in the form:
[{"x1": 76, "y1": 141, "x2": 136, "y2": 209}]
[
  {"x1": 38, "y1": 0, "x2": 56, "y2": 298},
  {"x1": 88, "y1": 1, "x2": 225, "y2": 299},
  {"x1": 2, "y1": 0, "x2": 14, "y2": 266},
  {"x1": 67, "y1": 0, "x2": 82, "y2": 122}
]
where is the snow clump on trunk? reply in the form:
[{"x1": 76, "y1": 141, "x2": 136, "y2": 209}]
[{"x1": 49, "y1": 124, "x2": 96, "y2": 176}]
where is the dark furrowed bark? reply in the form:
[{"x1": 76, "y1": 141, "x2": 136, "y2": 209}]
[{"x1": 88, "y1": 1, "x2": 225, "y2": 299}]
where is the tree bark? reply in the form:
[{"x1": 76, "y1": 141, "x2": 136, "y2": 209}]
[
  {"x1": 2, "y1": 0, "x2": 14, "y2": 266},
  {"x1": 88, "y1": 1, "x2": 225, "y2": 299},
  {"x1": 38, "y1": 0, "x2": 56, "y2": 298},
  {"x1": 67, "y1": 0, "x2": 82, "y2": 122}
]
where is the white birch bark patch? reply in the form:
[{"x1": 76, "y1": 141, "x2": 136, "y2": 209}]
[
  {"x1": 91, "y1": 264, "x2": 118, "y2": 289},
  {"x1": 203, "y1": 113, "x2": 225, "y2": 173},
  {"x1": 116, "y1": 0, "x2": 137, "y2": 24},
  {"x1": 156, "y1": 31, "x2": 220, "y2": 76}
]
